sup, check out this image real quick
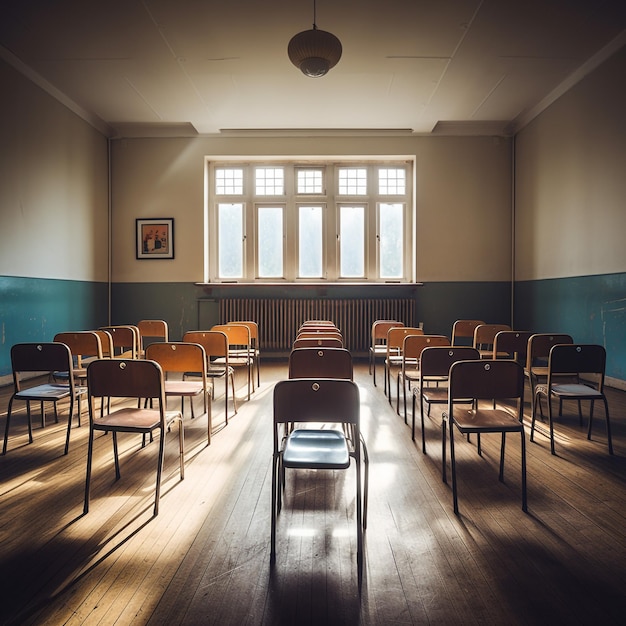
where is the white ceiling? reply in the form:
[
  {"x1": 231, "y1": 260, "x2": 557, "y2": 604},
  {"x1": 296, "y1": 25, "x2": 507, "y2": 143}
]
[{"x1": 1, "y1": 0, "x2": 625, "y2": 138}]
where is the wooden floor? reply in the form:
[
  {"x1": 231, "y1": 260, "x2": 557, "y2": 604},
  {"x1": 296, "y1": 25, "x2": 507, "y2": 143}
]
[{"x1": 1, "y1": 361, "x2": 625, "y2": 625}]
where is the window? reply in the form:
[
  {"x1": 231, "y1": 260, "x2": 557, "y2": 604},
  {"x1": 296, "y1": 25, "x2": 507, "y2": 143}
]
[{"x1": 207, "y1": 159, "x2": 413, "y2": 282}]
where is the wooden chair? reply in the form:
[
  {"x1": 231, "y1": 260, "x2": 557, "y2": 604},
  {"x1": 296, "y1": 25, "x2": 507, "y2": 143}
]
[
  {"x1": 442, "y1": 359, "x2": 527, "y2": 515},
  {"x1": 397, "y1": 334, "x2": 450, "y2": 422},
  {"x1": 492, "y1": 330, "x2": 533, "y2": 364},
  {"x1": 93, "y1": 330, "x2": 115, "y2": 359},
  {"x1": 531, "y1": 344, "x2": 613, "y2": 455},
  {"x1": 288, "y1": 347, "x2": 353, "y2": 380},
  {"x1": 212, "y1": 324, "x2": 254, "y2": 401},
  {"x1": 524, "y1": 333, "x2": 573, "y2": 406},
  {"x1": 411, "y1": 346, "x2": 479, "y2": 452},
  {"x1": 145, "y1": 342, "x2": 212, "y2": 445},
  {"x1": 369, "y1": 320, "x2": 404, "y2": 387},
  {"x1": 299, "y1": 320, "x2": 337, "y2": 330},
  {"x1": 384, "y1": 326, "x2": 423, "y2": 403},
  {"x1": 83, "y1": 358, "x2": 184, "y2": 517},
  {"x1": 183, "y1": 331, "x2": 237, "y2": 424},
  {"x1": 53, "y1": 331, "x2": 103, "y2": 385},
  {"x1": 292, "y1": 337, "x2": 343, "y2": 349},
  {"x1": 296, "y1": 330, "x2": 343, "y2": 342},
  {"x1": 472, "y1": 323, "x2": 511, "y2": 359},
  {"x1": 100, "y1": 325, "x2": 141, "y2": 359},
  {"x1": 228, "y1": 321, "x2": 261, "y2": 388},
  {"x1": 451, "y1": 319, "x2": 485, "y2": 346},
  {"x1": 270, "y1": 379, "x2": 368, "y2": 567},
  {"x1": 137, "y1": 319, "x2": 169, "y2": 355},
  {"x1": 3, "y1": 342, "x2": 86, "y2": 456}
]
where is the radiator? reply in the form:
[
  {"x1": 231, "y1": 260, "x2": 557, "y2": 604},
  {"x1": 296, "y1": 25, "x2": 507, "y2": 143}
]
[{"x1": 219, "y1": 298, "x2": 415, "y2": 354}]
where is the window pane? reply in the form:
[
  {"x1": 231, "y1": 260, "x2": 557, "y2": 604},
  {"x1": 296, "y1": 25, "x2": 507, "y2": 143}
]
[
  {"x1": 218, "y1": 203, "x2": 243, "y2": 278},
  {"x1": 255, "y1": 167, "x2": 284, "y2": 195},
  {"x1": 215, "y1": 168, "x2": 243, "y2": 195},
  {"x1": 338, "y1": 168, "x2": 367, "y2": 195},
  {"x1": 299, "y1": 206, "x2": 323, "y2": 278},
  {"x1": 379, "y1": 168, "x2": 406, "y2": 195},
  {"x1": 340, "y1": 205, "x2": 365, "y2": 277},
  {"x1": 296, "y1": 168, "x2": 324, "y2": 194},
  {"x1": 379, "y1": 203, "x2": 403, "y2": 278},
  {"x1": 258, "y1": 206, "x2": 283, "y2": 277}
]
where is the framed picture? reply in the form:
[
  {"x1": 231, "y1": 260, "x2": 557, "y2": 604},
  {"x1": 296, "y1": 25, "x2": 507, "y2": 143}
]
[{"x1": 136, "y1": 218, "x2": 174, "y2": 259}]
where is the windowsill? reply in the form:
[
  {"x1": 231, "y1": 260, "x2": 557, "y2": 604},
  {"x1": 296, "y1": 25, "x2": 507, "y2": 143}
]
[{"x1": 195, "y1": 281, "x2": 423, "y2": 297}]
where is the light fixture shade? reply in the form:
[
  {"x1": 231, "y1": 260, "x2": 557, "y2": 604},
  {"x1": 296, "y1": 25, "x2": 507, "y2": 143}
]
[{"x1": 288, "y1": 27, "x2": 342, "y2": 77}]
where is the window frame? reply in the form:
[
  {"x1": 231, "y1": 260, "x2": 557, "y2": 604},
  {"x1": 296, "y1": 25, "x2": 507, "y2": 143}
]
[{"x1": 205, "y1": 157, "x2": 414, "y2": 283}]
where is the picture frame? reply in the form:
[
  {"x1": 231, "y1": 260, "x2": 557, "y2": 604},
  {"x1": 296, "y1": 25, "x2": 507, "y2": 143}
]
[{"x1": 136, "y1": 218, "x2": 174, "y2": 259}]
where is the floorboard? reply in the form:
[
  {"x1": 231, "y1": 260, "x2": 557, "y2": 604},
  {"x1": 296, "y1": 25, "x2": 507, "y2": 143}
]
[{"x1": 1, "y1": 361, "x2": 626, "y2": 625}]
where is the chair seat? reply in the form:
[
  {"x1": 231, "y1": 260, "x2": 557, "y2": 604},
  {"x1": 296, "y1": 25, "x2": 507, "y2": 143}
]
[
  {"x1": 164, "y1": 380, "x2": 207, "y2": 397},
  {"x1": 371, "y1": 345, "x2": 396, "y2": 356},
  {"x1": 206, "y1": 365, "x2": 232, "y2": 377},
  {"x1": 283, "y1": 429, "x2": 350, "y2": 469},
  {"x1": 92, "y1": 407, "x2": 163, "y2": 432},
  {"x1": 15, "y1": 383, "x2": 75, "y2": 401},
  {"x1": 386, "y1": 355, "x2": 403, "y2": 366},
  {"x1": 402, "y1": 369, "x2": 421, "y2": 382},
  {"x1": 418, "y1": 386, "x2": 448, "y2": 403},
  {"x1": 538, "y1": 382, "x2": 602, "y2": 399},
  {"x1": 451, "y1": 408, "x2": 523, "y2": 433},
  {"x1": 214, "y1": 356, "x2": 250, "y2": 366}
]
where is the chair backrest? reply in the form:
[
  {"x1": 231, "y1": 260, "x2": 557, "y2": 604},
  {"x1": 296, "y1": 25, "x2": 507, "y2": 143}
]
[
  {"x1": 11, "y1": 342, "x2": 75, "y2": 390},
  {"x1": 183, "y1": 330, "x2": 229, "y2": 360},
  {"x1": 371, "y1": 320, "x2": 404, "y2": 346},
  {"x1": 100, "y1": 325, "x2": 140, "y2": 358},
  {"x1": 273, "y1": 379, "x2": 360, "y2": 430},
  {"x1": 492, "y1": 330, "x2": 533, "y2": 362},
  {"x1": 212, "y1": 324, "x2": 251, "y2": 348},
  {"x1": 451, "y1": 319, "x2": 485, "y2": 346},
  {"x1": 229, "y1": 321, "x2": 259, "y2": 344},
  {"x1": 449, "y1": 359, "x2": 525, "y2": 404},
  {"x1": 296, "y1": 330, "x2": 343, "y2": 342},
  {"x1": 87, "y1": 358, "x2": 165, "y2": 404},
  {"x1": 145, "y1": 342, "x2": 207, "y2": 377},
  {"x1": 548, "y1": 344, "x2": 606, "y2": 387},
  {"x1": 297, "y1": 325, "x2": 341, "y2": 335},
  {"x1": 526, "y1": 333, "x2": 574, "y2": 369},
  {"x1": 402, "y1": 334, "x2": 450, "y2": 362},
  {"x1": 93, "y1": 330, "x2": 114, "y2": 358},
  {"x1": 473, "y1": 324, "x2": 511, "y2": 349},
  {"x1": 53, "y1": 331, "x2": 103, "y2": 367},
  {"x1": 292, "y1": 337, "x2": 344, "y2": 349},
  {"x1": 288, "y1": 347, "x2": 353, "y2": 380},
  {"x1": 300, "y1": 320, "x2": 336, "y2": 328},
  {"x1": 387, "y1": 327, "x2": 423, "y2": 353},
  {"x1": 419, "y1": 346, "x2": 480, "y2": 378},
  {"x1": 138, "y1": 319, "x2": 169, "y2": 348}
]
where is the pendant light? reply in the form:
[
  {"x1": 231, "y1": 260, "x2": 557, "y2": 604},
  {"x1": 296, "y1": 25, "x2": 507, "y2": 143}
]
[{"x1": 287, "y1": 0, "x2": 342, "y2": 78}]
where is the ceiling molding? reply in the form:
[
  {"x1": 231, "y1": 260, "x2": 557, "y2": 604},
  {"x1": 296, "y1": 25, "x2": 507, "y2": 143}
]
[
  {"x1": 0, "y1": 44, "x2": 113, "y2": 137},
  {"x1": 511, "y1": 29, "x2": 626, "y2": 134}
]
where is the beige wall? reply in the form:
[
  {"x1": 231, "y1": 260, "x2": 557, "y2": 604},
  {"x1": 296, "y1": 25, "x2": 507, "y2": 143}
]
[
  {"x1": 515, "y1": 46, "x2": 626, "y2": 282},
  {"x1": 111, "y1": 134, "x2": 512, "y2": 284},
  {"x1": 0, "y1": 61, "x2": 109, "y2": 282}
]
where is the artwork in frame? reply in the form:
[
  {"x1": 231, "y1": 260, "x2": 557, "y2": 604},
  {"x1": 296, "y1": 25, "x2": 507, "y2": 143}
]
[{"x1": 136, "y1": 218, "x2": 174, "y2": 259}]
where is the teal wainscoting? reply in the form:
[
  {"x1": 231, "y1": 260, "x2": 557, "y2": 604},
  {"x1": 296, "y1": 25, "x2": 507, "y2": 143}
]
[
  {"x1": 416, "y1": 281, "x2": 513, "y2": 337},
  {"x1": 514, "y1": 273, "x2": 626, "y2": 382},
  {"x1": 111, "y1": 282, "x2": 201, "y2": 341},
  {"x1": 111, "y1": 279, "x2": 512, "y2": 346},
  {"x1": 0, "y1": 276, "x2": 108, "y2": 378}
]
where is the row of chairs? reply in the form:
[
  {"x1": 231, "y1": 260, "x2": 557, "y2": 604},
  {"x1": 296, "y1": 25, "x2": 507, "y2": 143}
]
[
  {"x1": 271, "y1": 321, "x2": 368, "y2": 565},
  {"x1": 369, "y1": 319, "x2": 613, "y2": 516},
  {"x1": 2, "y1": 319, "x2": 262, "y2": 518}
]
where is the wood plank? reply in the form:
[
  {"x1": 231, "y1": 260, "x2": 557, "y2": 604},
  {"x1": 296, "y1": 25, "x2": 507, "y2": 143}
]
[{"x1": 1, "y1": 362, "x2": 625, "y2": 625}]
